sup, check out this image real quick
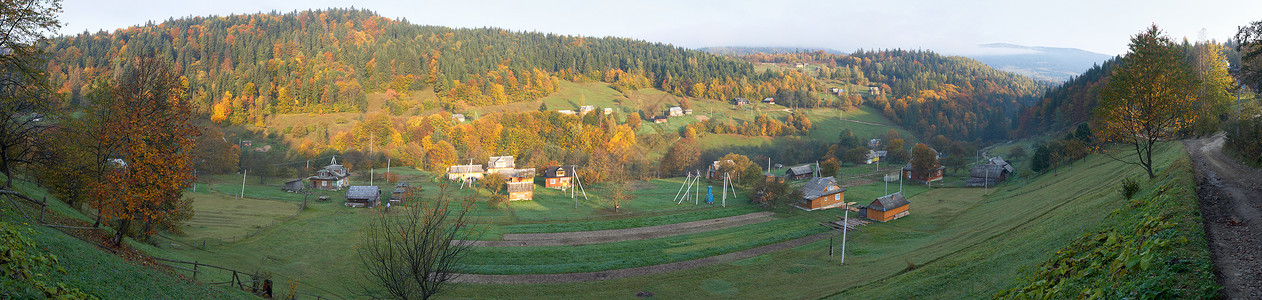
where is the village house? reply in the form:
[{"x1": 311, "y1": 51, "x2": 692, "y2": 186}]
[
  {"x1": 282, "y1": 179, "x2": 304, "y2": 192},
  {"x1": 797, "y1": 176, "x2": 846, "y2": 210},
  {"x1": 579, "y1": 105, "x2": 595, "y2": 115},
  {"x1": 868, "y1": 139, "x2": 881, "y2": 148},
  {"x1": 706, "y1": 160, "x2": 734, "y2": 180},
  {"x1": 447, "y1": 164, "x2": 485, "y2": 183},
  {"x1": 452, "y1": 114, "x2": 466, "y2": 122},
  {"x1": 732, "y1": 98, "x2": 750, "y2": 106},
  {"x1": 557, "y1": 110, "x2": 577, "y2": 115},
  {"x1": 345, "y1": 185, "x2": 381, "y2": 208},
  {"x1": 902, "y1": 163, "x2": 945, "y2": 183},
  {"x1": 869, "y1": 86, "x2": 881, "y2": 95},
  {"x1": 603, "y1": 108, "x2": 613, "y2": 115},
  {"x1": 486, "y1": 156, "x2": 516, "y2": 173},
  {"x1": 966, "y1": 157, "x2": 1016, "y2": 187},
  {"x1": 785, "y1": 165, "x2": 815, "y2": 180},
  {"x1": 652, "y1": 116, "x2": 668, "y2": 123},
  {"x1": 862, "y1": 192, "x2": 910, "y2": 222},
  {"x1": 762, "y1": 97, "x2": 776, "y2": 105},
  {"x1": 309, "y1": 157, "x2": 350, "y2": 190},
  {"x1": 507, "y1": 181, "x2": 535, "y2": 201},
  {"x1": 864, "y1": 150, "x2": 883, "y2": 165},
  {"x1": 668, "y1": 106, "x2": 684, "y2": 117},
  {"x1": 544, "y1": 165, "x2": 575, "y2": 188}
]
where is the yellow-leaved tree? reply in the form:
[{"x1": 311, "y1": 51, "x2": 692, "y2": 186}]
[{"x1": 1096, "y1": 25, "x2": 1199, "y2": 178}]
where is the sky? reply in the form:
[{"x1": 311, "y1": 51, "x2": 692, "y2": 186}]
[{"x1": 58, "y1": 0, "x2": 1262, "y2": 56}]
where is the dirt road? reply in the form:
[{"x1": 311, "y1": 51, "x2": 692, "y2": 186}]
[
  {"x1": 457, "y1": 212, "x2": 776, "y2": 247},
  {"x1": 1184, "y1": 133, "x2": 1262, "y2": 299}
]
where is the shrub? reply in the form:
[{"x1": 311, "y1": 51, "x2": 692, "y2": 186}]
[{"x1": 1121, "y1": 177, "x2": 1140, "y2": 199}]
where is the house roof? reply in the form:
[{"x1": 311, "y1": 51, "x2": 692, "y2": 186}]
[
  {"x1": 800, "y1": 176, "x2": 845, "y2": 199},
  {"x1": 507, "y1": 181, "x2": 535, "y2": 193},
  {"x1": 497, "y1": 168, "x2": 536, "y2": 178},
  {"x1": 875, "y1": 150, "x2": 888, "y2": 157},
  {"x1": 869, "y1": 193, "x2": 909, "y2": 212},
  {"x1": 346, "y1": 186, "x2": 380, "y2": 200},
  {"x1": 395, "y1": 182, "x2": 409, "y2": 188},
  {"x1": 544, "y1": 165, "x2": 575, "y2": 178},
  {"x1": 392, "y1": 187, "x2": 408, "y2": 194},
  {"x1": 488, "y1": 156, "x2": 515, "y2": 169},
  {"x1": 786, "y1": 165, "x2": 814, "y2": 176},
  {"x1": 669, "y1": 107, "x2": 683, "y2": 113},
  {"x1": 969, "y1": 164, "x2": 1007, "y2": 178},
  {"x1": 448, "y1": 164, "x2": 485, "y2": 174},
  {"x1": 989, "y1": 156, "x2": 1015, "y2": 173},
  {"x1": 902, "y1": 163, "x2": 945, "y2": 171}
]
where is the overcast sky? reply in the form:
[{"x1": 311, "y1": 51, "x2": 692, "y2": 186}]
[{"x1": 58, "y1": 0, "x2": 1262, "y2": 56}]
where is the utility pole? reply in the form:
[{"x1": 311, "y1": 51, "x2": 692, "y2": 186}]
[
  {"x1": 841, "y1": 208, "x2": 849, "y2": 265},
  {"x1": 386, "y1": 158, "x2": 391, "y2": 183},
  {"x1": 240, "y1": 169, "x2": 247, "y2": 199}
]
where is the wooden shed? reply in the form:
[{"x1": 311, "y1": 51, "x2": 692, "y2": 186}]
[
  {"x1": 864, "y1": 192, "x2": 910, "y2": 222},
  {"x1": 797, "y1": 176, "x2": 846, "y2": 210},
  {"x1": 282, "y1": 179, "x2": 304, "y2": 192},
  {"x1": 902, "y1": 164, "x2": 945, "y2": 183},
  {"x1": 785, "y1": 165, "x2": 815, "y2": 180},
  {"x1": 507, "y1": 182, "x2": 535, "y2": 201},
  {"x1": 447, "y1": 164, "x2": 485, "y2": 183},
  {"x1": 345, "y1": 186, "x2": 381, "y2": 208},
  {"x1": 966, "y1": 157, "x2": 1016, "y2": 187}
]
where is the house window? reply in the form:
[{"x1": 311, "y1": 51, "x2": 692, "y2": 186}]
[
  {"x1": 835, "y1": 194, "x2": 840, "y2": 200},
  {"x1": 557, "y1": 169, "x2": 566, "y2": 177},
  {"x1": 549, "y1": 179, "x2": 555, "y2": 184},
  {"x1": 321, "y1": 181, "x2": 327, "y2": 187}
]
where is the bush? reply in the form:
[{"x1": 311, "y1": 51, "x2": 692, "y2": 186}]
[{"x1": 1121, "y1": 177, "x2": 1140, "y2": 199}]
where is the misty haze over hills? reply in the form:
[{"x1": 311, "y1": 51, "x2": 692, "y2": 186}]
[
  {"x1": 967, "y1": 43, "x2": 1114, "y2": 82},
  {"x1": 701, "y1": 44, "x2": 1113, "y2": 83}
]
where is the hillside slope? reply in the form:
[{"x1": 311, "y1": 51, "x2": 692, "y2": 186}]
[{"x1": 969, "y1": 43, "x2": 1114, "y2": 82}]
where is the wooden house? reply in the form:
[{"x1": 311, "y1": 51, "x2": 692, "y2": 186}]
[
  {"x1": 389, "y1": 182, "x2": 411, "y2": 202},
  {"x1": 544, "y1": 165, "x2": 575, "y2": 188},
  {"x1": 868, "y1": 86, "x2": 881, "y2": 95},
  {"x1": 668, "y1": 106, "x2": 684, "y2": 117},
  {"x1": 652, "y1": 116, "x2": 668, "y2": 123},
  {"x1": 732, "y1": 98, "x2": 750, "y2": 106},
  {"x1": 966, "y1": 157, "x2": 1016, "y2": 187},
  {"x1": 797, "y1": 176, "x2": 846, "y2": 210},
  {"x1": 345, "y1": 186, "x2": 381, "y2": 208},
  {"x1": 452, "y1": 114, "x2": 466, "y2": 122},
  {"x1": 762, "y1": 97, "x2": 776, "y2": 104},
  {"x1": 579, "y1": 105, "x2": 595, "y2": 115},
  {"x1": 282, "y1": 179, "x2": 304, "y2": 192},
  {"x1": 603, "y1": 108, "x2": 613, "y2": 115},
  {"x1": 447, "y1": 164, "x2": 485, "y2": 183},
  {"x1": 902, "y1": 164, "x2": 945, "y2": 183},
  {"x1": 785, "y1": 165, "x2": 815, "y2": 180},
  {"x1": 863, "y1": 192, "x2": 910, "y2": 222},
  {"x1": 706, "y1": 160, "x2": 734, "y2": 180},
  {"x1": 507, "y1": 181, "x2": 535, "y2": 201},
  {"x1": 487, "y1": 156, "x2": 516, "y2": 173},
  {"x1": 309, "y1": 157, "x2": 350, "y2": 190}
]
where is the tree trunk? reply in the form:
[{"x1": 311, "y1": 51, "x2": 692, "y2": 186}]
[{"x1": 112, "y1": 219, "x2": 129, "y2": 246}]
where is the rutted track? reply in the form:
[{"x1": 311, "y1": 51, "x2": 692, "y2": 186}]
[
  {"x1": 451, "y1": 232, "x2": 831, "y2": 284},
  {"x1": 459, "y1": 211, "x2": 776, "y2": 247},
  {"x1": 1184, "y1": 133, "x2": 1262, "y2": 299}
]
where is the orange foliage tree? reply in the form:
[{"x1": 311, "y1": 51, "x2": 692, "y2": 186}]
[{"x1": 90, "y1": 58, "x2": 198, "y2": 246}]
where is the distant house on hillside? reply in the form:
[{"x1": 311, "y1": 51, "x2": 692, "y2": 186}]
[
  {"x1": 868, "y1": 139, "x2": 881, "y2": 148},
  {"x1": 447, "y1": 164, "x2": 485, "y2": 183},
  {"x1": 862, "y1": 192, "x2": 909, "y2": 222},
  {"x1": 902, "y1": 163, "x2": 945, "y2": 183},
  {"x1": 707, "y1": 160, "x2": 734, "y2": 180},
  {"x1": 452, "y1": 114, "x2": 466, "y2": 122},
  {"x1": 557, "y1": 110, "x2": 577, "y2": 115},
  {"x1": 668, "y1": 106, "x2": 684, "y2": 117},
  {"x1": 579, "y1": 105, "x2": 595, "y2": 115},
  {"x1": 309, "y1": 157, "x2": 350, "y2": 190},
  {"x1": 966, "y1": 157, "x2": 1016, "y2": 187},
  {"x1": 652, "y1": 116, "x2": 668, "y2": 124},
  {"x1": 495, "y1": 168, "x2": 535, "y2": 183},
  {"x1": 732, "y1": 98, "x2": 750, "y2": 106},
  {"x1": 762, "y1": 97, "x2": 775, "y2": 105},
  {"x1": 864, "y1": 150, "x2": 882, "y2": 165},
  {"x1": 868, "y1": 86, "x2": 881, "y2": 95},
  {"x1": 785, "y1": 165, "x2": 815, "y2": 180},
  {"x1": 344, "y1": 186, "x2": 381, "y2": 208},
  {"x1": 603, "y1": 108, "x2": 613, "y2": 115},
  {"x1": 389, "y1": 182, "x2": 411, "y2": 202},
  {"x1": 684, "y1": 109, "x2": 693, "y2": 115},
  {"x1": 507, "y1": 182, "x2": 535, "y2": 201},
  {"x1": 544, "y1": 165, "x2": 575, "y2": 189},
  {"x1": 797, "y1": 176, "x2": 846, "y2": 210}
]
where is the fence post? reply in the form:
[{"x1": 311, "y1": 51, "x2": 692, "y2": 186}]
[{"x1": 193, "y1": 261, "x2": 198, "y2": 280}]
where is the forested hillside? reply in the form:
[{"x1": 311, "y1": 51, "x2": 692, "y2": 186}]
[
  {"x1": 1017, "y1": 59, "x2": 1117, "y2": 134},
  {"x1": 43, "y1": 9, "x2": 814, "y2": 125}
]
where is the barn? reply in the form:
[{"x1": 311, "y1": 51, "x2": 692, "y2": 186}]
[
  {"x1": 797, "y1": 176, "x2": 846, "y2": 210},
  {"x1": 785, "y1": 165, "x2": 815, "y2": 180},
  {"x1": 507, "y1": 182, "x2": 535, "y2": 201},
  {"x1": 966, "y1": 157, "x2": 1016, "y2": 187},
  {"x1": 495, "y1": 168, "x2": 536, "y2": 183},
  {"x1": 447, "y1": 164, "x2": 485, "y2": 183},
  {"x1": 487, "y1": 156, "x2": 516, "y2": 173},
  {"x1": 345, "y1": 186, "x2": 381, "y2": 208},
  {"x1": 544, "y1": 165, "x2": 575, "y2": 188},
  {"x1": 864, "y1": 192, "x2": 910, "y2": 222},
  {"x1": 282, "y1": 179, "x2": 304, "y2": 192}
]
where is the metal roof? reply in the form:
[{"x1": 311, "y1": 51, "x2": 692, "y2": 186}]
[
  {"x1": 869, "y1": 193, "x2": 909, "y2": 212},
  {"x1": 448, "y1": 164, "x2": 485, "y2": 174},
  {"x1": 544, "y1": 166, "x2": 575, "y2": 178},
  {"x1": 507, "y1": 181, "x2": 535, "y2": 193},
  {"x1": 488, "y1": 156, "x2": 515, "y2": 169},
  {"x1": 800, "y1": 176, "x2": 845, "y2": 200},
  {"x1": 346, "y1": 186, "x2": 380, "y2": 200}
]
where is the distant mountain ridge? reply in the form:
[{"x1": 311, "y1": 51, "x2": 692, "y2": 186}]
[{"x1": 968, "y1": 43, "x2": 1114, "y2": 82}]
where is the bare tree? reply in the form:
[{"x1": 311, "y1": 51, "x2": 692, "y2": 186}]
[
  {"x1": 359, "y1": 184, "x2": 478, "y2": 299},
  {"x1": 0, "y1": 0, "x2": 61, "y2": 188}
]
